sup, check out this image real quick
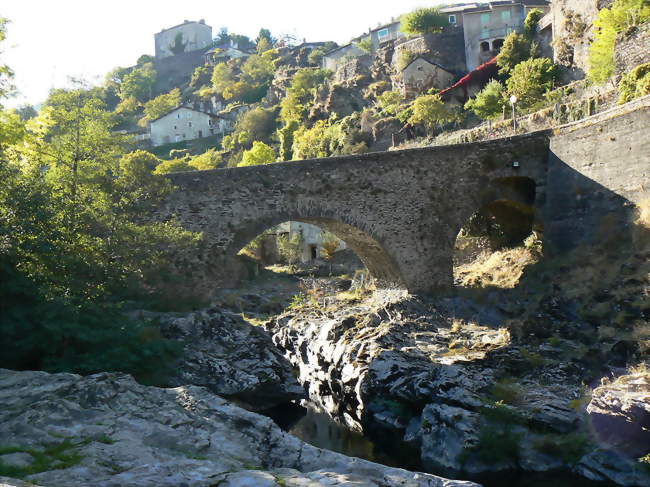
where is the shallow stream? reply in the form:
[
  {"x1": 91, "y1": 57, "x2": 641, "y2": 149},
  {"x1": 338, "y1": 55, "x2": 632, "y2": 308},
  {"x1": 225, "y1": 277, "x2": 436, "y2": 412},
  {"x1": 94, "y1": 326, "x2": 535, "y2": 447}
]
[{"x1": 266, "y1": 402, "x2": 618, "y2": 487}]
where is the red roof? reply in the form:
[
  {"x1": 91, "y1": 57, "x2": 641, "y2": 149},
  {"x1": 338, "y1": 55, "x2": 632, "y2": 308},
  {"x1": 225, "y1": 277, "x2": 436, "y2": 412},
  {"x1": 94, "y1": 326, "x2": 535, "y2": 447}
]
[{"x1": 439, "y1": 57, "x2": 498, "y2": 97}]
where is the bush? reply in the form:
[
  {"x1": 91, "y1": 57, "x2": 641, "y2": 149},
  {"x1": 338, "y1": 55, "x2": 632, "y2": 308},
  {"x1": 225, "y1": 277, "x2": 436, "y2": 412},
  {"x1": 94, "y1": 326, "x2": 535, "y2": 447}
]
[
  {"x1": 408, "y1": 94, "x2": 462, "y2": 132},
  {"x1": 506, "y1": 57, "x2": 558, "y2": 110},
  {"x1": 189, "y1": 148, "x2": 222, "y2": 170},
  {"x1": 239, "y1": 141, "x2": 276, "y2": 167},
  {"x1": 356, "y1": 36, "x2": 372, "y2": 53},
  {"x1": 618, "y1": 62, "x2": 650, "y2": 103},
  {"x1": 153, "y1": 159, "x2": 195, "y2": 174},
  {"x1": 465, "y1": 80, "x2": 507, "y2": 120},
  {"x1": 589, "y1": 0, "x2": 650, "y2": 84},
  {"x1": 400, "y1": 7, "x2": 447, "y2": 36},
  {"x1": 376, "y1": 90, "x2": 405, "y2": 115}
]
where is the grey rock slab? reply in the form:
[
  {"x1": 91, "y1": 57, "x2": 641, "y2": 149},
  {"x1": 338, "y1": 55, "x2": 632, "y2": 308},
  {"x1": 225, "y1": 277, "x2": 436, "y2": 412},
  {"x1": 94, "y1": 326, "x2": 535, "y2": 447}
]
[
  {"x1": 144, "y1": 307, "x2": 306, "y2": 410},
  {"x1": 0, "y1": 369, "x2": 480, "y2": 487}
]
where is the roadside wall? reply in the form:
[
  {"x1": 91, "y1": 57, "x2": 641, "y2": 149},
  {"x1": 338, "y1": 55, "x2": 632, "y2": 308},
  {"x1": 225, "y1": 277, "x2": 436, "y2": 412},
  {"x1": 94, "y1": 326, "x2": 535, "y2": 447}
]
[{"x1": 545, "y1": 95, "x2": 650, "y2": 252}]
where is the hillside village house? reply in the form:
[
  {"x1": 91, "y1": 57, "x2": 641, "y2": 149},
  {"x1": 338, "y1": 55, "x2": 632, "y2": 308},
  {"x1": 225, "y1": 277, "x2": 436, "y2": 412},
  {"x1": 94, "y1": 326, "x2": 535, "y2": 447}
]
[
  {"x1": 323, "y1": 1, "x2": 549, "y2": 74},
  {"x1": 149, "y1": 106, "x2": 231, "y2": 147},
  {"x1": 461, "y1": 0, "x2": 550, "y2": 70},
  {"x1": 400, "y1": 57, "x2": 456, "y2": 98},
  {"x1": 154, "y1": 20, "x2": 213, "y2": 59}
]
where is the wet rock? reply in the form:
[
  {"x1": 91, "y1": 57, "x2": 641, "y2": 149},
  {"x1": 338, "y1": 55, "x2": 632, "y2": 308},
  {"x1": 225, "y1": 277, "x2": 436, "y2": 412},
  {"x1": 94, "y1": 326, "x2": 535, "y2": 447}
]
[
  {"x1": 575, "y1": 449, "x2": 650, "y2": 486},
  {"x1": 586, "y1": 368, "x2": 650, "y2": 457},
  {"x1": 0, "y1": 369, "x2": 480, "y2": 487},
  {"x1": 148, "y1": 308, "x2": 305, "y2": 410}
]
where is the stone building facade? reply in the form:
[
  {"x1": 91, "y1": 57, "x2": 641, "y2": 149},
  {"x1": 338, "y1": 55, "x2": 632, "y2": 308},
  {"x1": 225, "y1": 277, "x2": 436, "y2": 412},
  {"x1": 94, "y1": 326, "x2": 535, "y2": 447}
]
[
  {"x1": 549, "y1": 0, "x2": 613, "y2": 81},
  {"x1": 149, "y1": 107, "x2": 230, "y2": 147},
  {"x1": 400, "y1": 57, "x2": 456, "y2": 98},
  {"x1": 154, "y1": 20, "x2": 213, "y2": 59},
  {"x1": 462, "y1": 1, "x2": 550, "y2": 71}
]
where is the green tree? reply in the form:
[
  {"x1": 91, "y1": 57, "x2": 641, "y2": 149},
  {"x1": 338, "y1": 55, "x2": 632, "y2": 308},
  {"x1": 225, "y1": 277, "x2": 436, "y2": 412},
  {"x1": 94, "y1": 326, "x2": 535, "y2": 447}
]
[
  {"x1": 0, "y1": 84, "x2": 197, "y2": 378},
  {"x1": 408, "y1": 94, "x2": 461, "y2": 132},
  {"x1": 212, "y1": 63, "x2": 236, "y2": 95},
  {"x1": 618, "y1": 62, "x2": 650, "y2": 103},
  {"x1": 376, "y1": 90, "x2": 405, "y2": 115},
  {"x1": 357, "y1": 36, "x2": 373, "y2": 53},
  {"x1": 153, "y1": 158, "x2": 196, "y2": 174},
  {"x1": 137, "y1": 54, "x2": 155, "y2": 65},
  {"x1": 308, "y1": 48, "x2": 326, "y2": 66},
  {"x1": 0, "y1": 17, "x2": 14, "y2": 104},
  {"x1": 120, "y1": 62, "x2": 157, "y2": 102},
  {"x1": 506, "y1": 57, "x2": 558, "y2": 110},
  {"x1": 400, "y1": 7, "x2": 447, "y2": 36},
  {"x1": 278, "y1": 120, "x2": 300, "y2": 161},
  {"x1": 497, "y1": 9, "x2": 546, "y2": 75},
  {"x1": 589, "y1": 0, "x2": 650, "y2": 83},
  {"x1": 141, "y1": 88, "x2": 181, "y2": 126},
  {"x1": 189, "y1": 148, "x2": 223, "y2": 170},
  {"x1": 239, "y1": 141, "x2": 276, "y2": 166},
  {"x1": 465, "y1": 80, "x2": 507, "y2": 120},
  {"x1": 280, "y1": 68, "x2": 331, "y2": 124},
  {"x1": 277, "y1": 231, "x2": 304, "y2": 265},
  {"x1": 496, "y1": 32, "x2": 534, "y2": 75}
]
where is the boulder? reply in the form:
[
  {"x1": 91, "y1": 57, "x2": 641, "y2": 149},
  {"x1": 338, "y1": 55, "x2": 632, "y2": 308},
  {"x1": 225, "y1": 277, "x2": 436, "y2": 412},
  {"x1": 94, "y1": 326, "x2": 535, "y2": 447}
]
[
  {"x1": 0, "y1": 369, "x2": 480, "y2": 487},
  {"x1": 586, "y1": 368, "x2": 650, "y2": 457},
  {"x1": 146, "y1": 308, "x2": 305, "y2": 410}
]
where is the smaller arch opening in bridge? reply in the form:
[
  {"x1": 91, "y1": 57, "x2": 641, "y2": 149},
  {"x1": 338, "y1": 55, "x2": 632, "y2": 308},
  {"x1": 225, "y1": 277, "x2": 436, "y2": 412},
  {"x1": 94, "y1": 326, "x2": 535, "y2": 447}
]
[{"x1": 454, "y1": 177, "x2": 541, "y2": 289}]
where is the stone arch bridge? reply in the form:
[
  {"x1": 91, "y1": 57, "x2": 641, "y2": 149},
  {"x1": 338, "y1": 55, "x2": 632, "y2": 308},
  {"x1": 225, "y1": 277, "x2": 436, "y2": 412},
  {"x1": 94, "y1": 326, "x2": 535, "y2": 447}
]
[{"x1": 157, "y1": 131, "x2": 550, "y2": 296}]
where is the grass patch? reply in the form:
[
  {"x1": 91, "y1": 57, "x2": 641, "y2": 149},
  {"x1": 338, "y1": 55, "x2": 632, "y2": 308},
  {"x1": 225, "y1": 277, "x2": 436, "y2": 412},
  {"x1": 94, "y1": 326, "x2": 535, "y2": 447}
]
[
  {"x1": 532, "y1": 432, "x2": 591, "y2": 464},
  {"x1": 0, "y1": 438, "x2": 90, "y2": 478}
]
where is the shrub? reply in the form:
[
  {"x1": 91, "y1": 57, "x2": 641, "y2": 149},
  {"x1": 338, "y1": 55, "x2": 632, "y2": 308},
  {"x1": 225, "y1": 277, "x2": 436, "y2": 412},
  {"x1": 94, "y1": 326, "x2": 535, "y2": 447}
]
[
  {"x1": 189, "y1": 148, "x2": 222, "y2": 170},
  {"x1": 589, "y1": 0, "x2": 650, "y2": 84},
  {"x1": 277, "y1": 232, "x2": 303, "y2": 265},
  {"x1": 398, "y1": 49, "x2": 417, "y2": 71},
  {"x1": 408, "y1": 94, "x2": 462, "y2": 132},
  {"x1": 506, "y1": 57, "x2": 558, "y2": 110},
  {"x1": 153, "y1": 159, "x2": 195, "y2": 174},
  {"x1": 356, "y1": 36, "x2": 373, "y2": 53},
  {"x1": 280, "y1": 68, "x2": 331, "y2": 124},
  {"x1": 497, "y1": 33, "x2": 534, "y2": 75},
  {"x1": 400, "y1": 7, "x2": 447, "y2": 36},
  {"x1": 618, "y1": 62, "x2": 650, "y2": 103},
  {"x1": 465, "y1": 80, "x2": 507, "y2": 120},
  {"x1": 308, "y1": 48, "x2": 326, "y2": 66},
  {"x1": 376, "y1": 90, "x2": 405, "y2": 115},
  {"x1": 239, "y1": 141, "x2": 276, "y2": 167}
]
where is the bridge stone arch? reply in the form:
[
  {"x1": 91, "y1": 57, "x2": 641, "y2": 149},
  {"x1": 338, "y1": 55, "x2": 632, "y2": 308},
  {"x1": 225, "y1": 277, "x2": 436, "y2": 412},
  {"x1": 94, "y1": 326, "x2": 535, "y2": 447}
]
[
  {"x1": 226, "y1": 213, "x2": 407, "y2": 287},
  {"x1": 154, "y1": 131, "x2": 550, "y2": 298}
]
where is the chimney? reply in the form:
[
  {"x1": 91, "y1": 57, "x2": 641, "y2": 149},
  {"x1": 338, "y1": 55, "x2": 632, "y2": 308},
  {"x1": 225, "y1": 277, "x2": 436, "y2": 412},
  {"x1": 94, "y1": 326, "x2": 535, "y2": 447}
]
[{"x1": 199, "y1": 19, "x2": 205, "y2": 24}]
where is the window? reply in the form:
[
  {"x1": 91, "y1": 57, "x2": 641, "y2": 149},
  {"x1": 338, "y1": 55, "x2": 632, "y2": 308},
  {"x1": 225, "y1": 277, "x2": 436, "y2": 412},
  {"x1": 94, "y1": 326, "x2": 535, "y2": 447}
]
[
  {"x1": 481, "y1": 13, "x2": 490, "y2": 24},
  {"x1": 188, "y1": 121, "x2": 192, "y2": 127},
  {"x1": 208, "y1": 119, "x2": 214, "y2": 126},
  {"x1": 501, "y1": 10, "x2": 511, "y2": 22},
  {"x1": 448, "y1": 15, "x2": 457, "y2": 24},
  {"x1": 378, "y1": 28, "x2": 389, "y2": 40},
  {"x1": 480, "y1": 41, "x2": 490, "y2": 52},
  {"x1": 198, "y1": 130, "x2": 203, "y2": 138},
  {"x1": 175, "y1": 134, "x2": 181, "y2": 142},
  {"x1": 177, "y1": 113, "x2": 181, "y2": 119},
  {"x1": 209, "y1": 128, "x2": 214, "y2": 135},
  {"x1": 173, "y1": 125, "x2": 177, "y2": 130}
]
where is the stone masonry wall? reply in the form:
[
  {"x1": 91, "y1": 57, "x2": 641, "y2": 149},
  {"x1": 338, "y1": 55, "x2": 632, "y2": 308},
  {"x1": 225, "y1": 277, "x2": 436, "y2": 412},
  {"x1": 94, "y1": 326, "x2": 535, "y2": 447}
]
[
  {"x1": 545, "y1": 95, "x2": 650, "y2": 252},
  {"x1": 157, "y1": 133, "x2": 550, "y2": 298},
  {"x1": 615, "y1": 22, "x2": 650, "y2": 76}
]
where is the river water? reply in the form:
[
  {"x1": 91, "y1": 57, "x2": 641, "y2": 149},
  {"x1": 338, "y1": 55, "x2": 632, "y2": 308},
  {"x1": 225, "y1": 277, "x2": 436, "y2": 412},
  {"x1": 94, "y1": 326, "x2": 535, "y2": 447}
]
[{"x1": 266, "y1": 402, "x2": 617, "y2": 487}]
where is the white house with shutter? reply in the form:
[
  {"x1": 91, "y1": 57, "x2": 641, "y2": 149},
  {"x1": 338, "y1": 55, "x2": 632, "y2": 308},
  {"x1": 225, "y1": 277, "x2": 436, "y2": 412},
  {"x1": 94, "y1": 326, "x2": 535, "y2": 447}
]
[{"x1": 149, "y1": 106, "x2": 232, "y2": 147}]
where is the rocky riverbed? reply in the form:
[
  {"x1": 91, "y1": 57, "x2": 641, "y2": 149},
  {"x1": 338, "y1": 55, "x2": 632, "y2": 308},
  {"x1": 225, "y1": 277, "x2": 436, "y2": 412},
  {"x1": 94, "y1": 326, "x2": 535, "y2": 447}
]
[
  {"x1": 0, "y1": 368, "x2": 480, "y2": 487},
  {"x1": 262, "y1": 284, "x2": 650, "y2": 487}
]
